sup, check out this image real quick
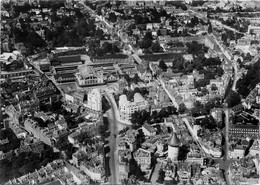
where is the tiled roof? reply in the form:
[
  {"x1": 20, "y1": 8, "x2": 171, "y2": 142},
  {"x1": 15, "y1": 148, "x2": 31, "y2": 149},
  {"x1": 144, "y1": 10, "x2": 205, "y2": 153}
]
[
  {"x1": 57, "y1": 55, "x2": 82, "y2": 63},
  {"x1": 142, "y1": 123, "x2": 155, "y2": 133}
]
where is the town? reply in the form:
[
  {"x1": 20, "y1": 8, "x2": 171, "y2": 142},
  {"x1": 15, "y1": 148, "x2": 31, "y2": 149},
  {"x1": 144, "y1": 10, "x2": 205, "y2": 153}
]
[{"x1": 0, "y1": 0, "x2": 260, "y2": 185}]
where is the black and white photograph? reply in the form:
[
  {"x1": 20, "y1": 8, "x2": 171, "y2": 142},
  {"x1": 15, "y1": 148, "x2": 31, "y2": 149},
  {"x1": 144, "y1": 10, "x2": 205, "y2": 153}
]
[{"x1": 0, "y1": 0, "x2": 260, "y2": 184}]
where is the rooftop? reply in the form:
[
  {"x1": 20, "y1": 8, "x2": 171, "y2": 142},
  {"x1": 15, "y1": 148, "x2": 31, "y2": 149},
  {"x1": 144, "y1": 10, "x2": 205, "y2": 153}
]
[{"x1": 168, "y1": 132, "x2": 180, "y2": 147}]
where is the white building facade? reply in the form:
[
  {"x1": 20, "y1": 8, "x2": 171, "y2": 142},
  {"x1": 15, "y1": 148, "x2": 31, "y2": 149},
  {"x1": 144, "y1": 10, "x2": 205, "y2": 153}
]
[
  {"x1": 119, "y1": 93, "x2": 149, "y2": 121},
  {"x1": 85, "y1": 89, "x2": 102, "y2": 112}
]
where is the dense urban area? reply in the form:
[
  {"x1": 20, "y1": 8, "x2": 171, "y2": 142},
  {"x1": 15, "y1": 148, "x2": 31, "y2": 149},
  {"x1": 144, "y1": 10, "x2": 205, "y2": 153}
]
[{"x1": 0, "y1": 0, "x2": 260, "y2": 185}]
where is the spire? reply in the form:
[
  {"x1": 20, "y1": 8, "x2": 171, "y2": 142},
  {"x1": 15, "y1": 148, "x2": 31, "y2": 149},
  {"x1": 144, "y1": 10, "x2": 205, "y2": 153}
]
[{"x1": 168, "y1": 132, "x2": 180, "y2": 147}]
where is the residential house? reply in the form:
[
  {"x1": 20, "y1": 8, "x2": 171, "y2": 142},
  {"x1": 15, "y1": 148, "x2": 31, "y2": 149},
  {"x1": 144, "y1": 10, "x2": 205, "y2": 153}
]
[
  {"x1": 119, "y1": 93, "x2": 149, "y2": 121},
  {"x1": 142, "y1": 123, "x2": 156, "y2": 137},
  {"x1": 85, "y1": 89, "x2": 102, "y2": 112},
  {"x1": 133, "y1": 148, "x2": 151, "y2": 171}
]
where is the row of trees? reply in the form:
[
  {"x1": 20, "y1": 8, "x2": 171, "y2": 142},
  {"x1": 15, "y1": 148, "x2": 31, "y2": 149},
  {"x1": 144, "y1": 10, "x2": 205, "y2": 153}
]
[
  {"x1": 123, "y1": 74, "x2": 143, "y2": 86},
  {"x1": 195, "y1": 115, "x2": 222, "y2": 130},
  {"x1": 191, "y1": 98, "x2": 222, "y2": 117},
  {"x1": 236, "y1": 59, "x2": 260, "y2": 98},
  {"x1": 13, "y1": 26, "x2": 47, "y2": 55},
  {"x1": 0, "y1": 129, "x2": 20, "y2": 153},
  {"x1": 131, "y1": 106, "x2": 177, "y2": 128},
  {"x1": 122, "y1": 87, "x2": 149, "y2": 101},
  {"x1": 0, "y1": 147, "x2": 59, "y2": 184}
]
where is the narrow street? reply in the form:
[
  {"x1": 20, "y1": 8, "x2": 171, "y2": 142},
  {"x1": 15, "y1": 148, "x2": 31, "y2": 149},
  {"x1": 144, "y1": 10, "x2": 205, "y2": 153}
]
[{"x1": 158, "y1": 76, "x2": 179, "y2": 110}]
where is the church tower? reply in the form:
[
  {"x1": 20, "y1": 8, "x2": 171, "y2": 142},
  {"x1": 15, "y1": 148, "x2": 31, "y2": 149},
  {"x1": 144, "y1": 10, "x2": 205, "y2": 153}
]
[{"x1": 168, "y1": 132, "x2": 180, "y2": 162}]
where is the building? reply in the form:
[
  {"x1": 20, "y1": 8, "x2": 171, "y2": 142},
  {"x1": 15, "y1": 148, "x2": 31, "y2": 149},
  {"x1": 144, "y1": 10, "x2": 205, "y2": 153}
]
[
  {"x1": 118, "y1": 130, "x2": 137, "y2": 152},
  {"x1": 68, "y1": 131, "x2": 81, "y2": 145},
  {"x1": 229, "y1": 145, "x2": 245, "y2": 159},
  {"x1": 72, "y1": 150, "x2": 88, "y2": 167},
  {"x1": 229, "y1": 123, "x2": 259, "y2": 140},
  {"x1": 119, "y1": 93, "x2": 149, "y2": 121},
  {"x1": 54, "y1": 73, "x2": 76, "y2": 83},
  {"x1": 142, "y1": 123, "x2": 156, "y2": 137},
  {"x1": 17, "y1": 99, "x2": 39, "y2": 114},
  {"x1": 15, "y1": 139, "x2": 44, "y2": 155},
  {"x1": 210, "y1": 108, "x2": 223, "y2": 123},
  {"x1": 0, "y1": 69, "x2": 35, "y2": 79},
  {"x1": 85, "y1": 89, "x2": 102, "y2": 112},
  {"x1": 24, "y1": 118, "x2": 68, "y2": 146},
  {"x1": 177, "y1": 162, "x2": 192, "y2": 184},
  {"x1": 75, "y1": 65, "x2": 104, "y2": 87},
  {"x1": 118, "y1": 149, "x2": 131, "y2": 181},
  {"x1": 231, "y1": 104, "x2": 244, "y2": 114},
  {"x1": 34, "y1": 80, "x2": 59, "y2": 104},
  {"x1": 118, "y1": 163, "x2": 129, "y2": 181},
  {"x1": 91, "y1": 54, "x2": 132, "y2": 64},
  {"x1": 79, "y1": 155, "x2": 105, "y2": 182},
  {"x1": 51, "y1": 54, "x2": 84, "y2": 66},
  {"x1": 168, "y1": 132, "x2": 180, "y2": 162},
  {"x1": 133, "y1": 148, "x2": 151, "y2": 171},
  {"x1": 248, "y1": 25, "x2": 260, "y2": 37}
]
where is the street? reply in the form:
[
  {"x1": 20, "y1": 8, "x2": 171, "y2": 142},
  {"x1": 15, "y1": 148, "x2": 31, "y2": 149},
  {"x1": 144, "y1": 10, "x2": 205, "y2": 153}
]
[
  {"x1": 105, "y1": 92, "x2": 120, "y2": 185},
  {"x1": 158, "y1": 76, "x2": 179, "y2": 110},
  {"x1": 223, "y1": 109, "x2": 233, "y2": 185}
]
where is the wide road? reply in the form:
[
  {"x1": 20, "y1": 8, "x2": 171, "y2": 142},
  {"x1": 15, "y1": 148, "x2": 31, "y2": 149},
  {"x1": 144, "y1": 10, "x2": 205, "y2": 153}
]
[
  {"x1": 105, "y1": 92, "x2": 120, "y2": 185},
  {"x1": 105, "y1": 91, "x2": 132, "y2": 126},
  {"x1": 222, "y1": 109, "x2": 234, "y2": 185}
]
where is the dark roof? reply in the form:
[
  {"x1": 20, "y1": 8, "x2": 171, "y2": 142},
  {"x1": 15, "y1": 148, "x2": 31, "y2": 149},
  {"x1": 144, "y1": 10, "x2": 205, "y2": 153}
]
[
  {"x1": 43, "y1": 180, "x2": 62, "y2": 185},
  {"x1": 168, "y1": 132, "x2": 180, "y2": 147},
  {"x1": 57, "y1": 55, "x2": 82, "y2": 63},
  {"x1": 54, "y1": 73, "x2": 75, "y2": 79},
  {"x1": 231, "y1": 104, "x2": 244, "y2": 111},
  {"x1": 142, "y1": 123, "x2": 155, "y2": 133},
  {"x1": 230, "y1": 124, "x2": 259, "y2": 130},
  {"x1": 92, "y1": 54, "x2": 128, "y2": 59},
  {"x1": 140, "y1": 53, "x2": 183, "y2": 62}
]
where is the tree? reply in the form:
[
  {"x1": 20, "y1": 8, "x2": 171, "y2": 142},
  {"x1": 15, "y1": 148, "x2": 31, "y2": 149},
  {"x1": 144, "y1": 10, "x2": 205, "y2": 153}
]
[
  {"x1": 211, "y1": 84, "x2": 218, "y2": 91},
  {"x1": 179, "y1": 103, "x2": 186, "y2": 114},
  {"x1": 201, "y1": 87, "x2": 209, "y2": 95},
  {"x1": 208, "y1": 22, "x2": 212, "y2": 33},
  {"x1": 236, "y1": 59, "x2": 260, "y2": 97},
  {"x1": 199, "y1": 115, "x2": 218, "y2": 129},
  {"x1": 159, "y1": 60, "x2": 168, "y2": 72},
  {"x1": 157, "y1": 169, "x2": 165, "y2": 184},
  {"x1": 178, "y1": 145, "x2": 189, "y2": 161},
  {"x1": 102, "y1": 42, "x2": 113, "y2": 54},
  {"x1": 139, "y1": 39, "x2": 153, "y2": 49},
  {"x1": 151, "y1": 42, "x2": 163, "y2": 53},
  {"x1": 226, "y1": 90, "x2": 241, "y2": 108},
  {"x1": 144, "y1": 31, "x2": 153, "y2": 40}
]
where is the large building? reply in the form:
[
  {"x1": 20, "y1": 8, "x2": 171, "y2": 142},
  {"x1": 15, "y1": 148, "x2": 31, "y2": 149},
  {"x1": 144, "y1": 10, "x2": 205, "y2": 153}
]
[
  {"x1": 24, "y1": 118, "x2": 68, "y2": 146},
  {"x1": 0, "y1": 69, "x2": 35, "y2": 79},
  {"x1": 91, "y1": 54, "x2": 132, "y2": 64},
  {"x1": 118, "y1": 149, "x2": 131, "y2": 181},
  {"x1": 85, "y1": 89, "x2": 102, "y2": 112},
  {"x1": 119, "y1": 93, "x2": 149, "y2": 121},
  {"x1": 75, "y1": 65, "x2": 104, "y2": 87},
  {"x1": 229, "y1": 123, "x2": 259, "y2": 140},
  {"x1": 133, "y1": 148, "x2": 151, "y2": 171},
  {"x1": 248, "y1": 25, "x2": 260, "y2": 37},
  {"x1": 17, "y1": 99, "x2": 39, "y2": 114},
  {"x1": 168, "y1": 132, "x2": 180, "y2": 162}
]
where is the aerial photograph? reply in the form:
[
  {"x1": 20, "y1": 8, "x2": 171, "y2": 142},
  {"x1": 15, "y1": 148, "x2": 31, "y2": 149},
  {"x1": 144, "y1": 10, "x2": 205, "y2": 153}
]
[{"x1": 0, "y1": 0, "x2": 259, "y2": 184}]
